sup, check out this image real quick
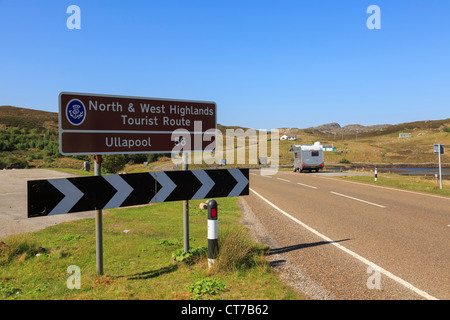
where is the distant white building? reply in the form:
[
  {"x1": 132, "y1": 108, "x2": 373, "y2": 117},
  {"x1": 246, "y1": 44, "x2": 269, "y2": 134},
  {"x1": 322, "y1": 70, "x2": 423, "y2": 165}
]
[
  {"x1": 322, "y1": 144, "x2": 335, "y2": 151},
  {"x1": 280, "y1": 134, "x2": 297, "y2": 141},
  {"x1": 399, "y1": 133, "x2": 411, "y2": 138}
]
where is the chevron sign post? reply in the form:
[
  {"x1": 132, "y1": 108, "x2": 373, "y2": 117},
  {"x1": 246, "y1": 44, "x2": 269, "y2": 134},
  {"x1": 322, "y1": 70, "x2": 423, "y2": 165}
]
[{"x1": 27, "y1": 169, "x2": 249, "y2": 218}]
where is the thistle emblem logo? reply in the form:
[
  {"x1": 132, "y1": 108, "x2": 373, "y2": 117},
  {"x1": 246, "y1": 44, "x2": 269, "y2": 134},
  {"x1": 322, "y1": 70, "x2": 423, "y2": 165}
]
[{"x1": 66, "y1": 99, "x2": 86, "y2": 126}]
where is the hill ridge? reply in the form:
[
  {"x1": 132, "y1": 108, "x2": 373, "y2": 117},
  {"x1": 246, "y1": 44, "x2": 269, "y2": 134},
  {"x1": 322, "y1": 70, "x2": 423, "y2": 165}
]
[{"x1": 1, "y1": 105, "x2": 449, "y2": 136}]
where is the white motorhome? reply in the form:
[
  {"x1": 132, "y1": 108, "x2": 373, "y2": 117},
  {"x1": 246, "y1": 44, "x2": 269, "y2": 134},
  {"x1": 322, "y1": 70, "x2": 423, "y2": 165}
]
[{"x1": 290, "y1": 142, "x2": 324, "y2": 172}]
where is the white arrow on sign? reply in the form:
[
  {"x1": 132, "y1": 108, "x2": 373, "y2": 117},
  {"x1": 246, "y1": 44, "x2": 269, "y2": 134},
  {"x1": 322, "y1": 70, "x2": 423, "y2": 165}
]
[
  {"x1": 150, "y1": 171, "x2": 177, "y2": 203},
  {"x1": 102, "y1": 175, "x2": 133, "y2": 209},
  {"x1": 227, "y1": 169, "x2": 248, "y2": 197},
  {"x1": 192, "y1": 170, "x2": 215, "y2": 199},
  {"x1": 48, "y1": 178, "x2": 84, "y2": 215}
]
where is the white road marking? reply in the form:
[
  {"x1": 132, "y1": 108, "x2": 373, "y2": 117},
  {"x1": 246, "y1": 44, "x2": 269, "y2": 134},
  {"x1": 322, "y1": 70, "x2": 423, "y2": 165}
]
[
  {"x1": 318, "y1": 175, "x2": 450, "y2": 201},
  {"x1": 277, "y1": 178, "x2": 291, "y2": 182},
  {"x1": 330, "y1": 191, "x2": 386, "y2": 208},
  {"x1": 297, "y1": 182, "x2": 318, "y2": 189},
  {"x1": 250, "y1": 188, "x2": 438, "y2": 300}
]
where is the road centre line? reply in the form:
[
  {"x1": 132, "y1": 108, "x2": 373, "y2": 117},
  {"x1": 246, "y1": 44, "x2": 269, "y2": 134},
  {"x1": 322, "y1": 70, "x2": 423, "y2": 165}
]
[
  {"x1": 277, "y1": 178, "x2": 291, "y2": 182},
  {"x1": 330, "y1": 191, "x2": 386, "y2": 208},
  {"x1": 297, "y1": 182, "x2": 318, "y2": 189},
  {"x1": 249, "y1": 188, "x2": 438, "y2": 300}
]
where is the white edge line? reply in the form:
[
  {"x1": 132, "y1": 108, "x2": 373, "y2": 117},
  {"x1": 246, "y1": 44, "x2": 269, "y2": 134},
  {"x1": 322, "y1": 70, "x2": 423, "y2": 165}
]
[
  {"x1": 330, "y1": 191, "x2": 386, "y2": 208},
  {"x1": 249, "y1": 187, "x2": 438, "y2": 300}
]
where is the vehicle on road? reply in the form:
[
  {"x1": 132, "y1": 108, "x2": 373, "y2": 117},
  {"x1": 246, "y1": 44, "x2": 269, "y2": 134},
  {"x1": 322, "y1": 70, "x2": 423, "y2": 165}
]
[{"x1": 290, "y1": 142, "x2": 324, "y2": 172}]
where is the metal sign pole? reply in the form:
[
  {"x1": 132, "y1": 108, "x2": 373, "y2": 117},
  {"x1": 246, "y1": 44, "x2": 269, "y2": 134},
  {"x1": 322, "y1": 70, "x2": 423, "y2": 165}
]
[
  {"x1": 183, "y1": 152, "x2": 189, "y2": 253},
  {"x1": 94, "y1": 155, "x2": 104, "y2": 275},
  {"x1": 438, "y1": 147, "x2": 443, "y2": 190}
]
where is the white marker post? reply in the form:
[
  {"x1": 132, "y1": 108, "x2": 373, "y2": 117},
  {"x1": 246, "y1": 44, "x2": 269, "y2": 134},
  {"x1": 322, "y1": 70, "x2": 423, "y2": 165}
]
[
  {"x1": 374, "y1": 167, "x2": 378, "y2": 182},
  {"x1": 207, "y1": 199, "x2": 218, "y2": 268}
]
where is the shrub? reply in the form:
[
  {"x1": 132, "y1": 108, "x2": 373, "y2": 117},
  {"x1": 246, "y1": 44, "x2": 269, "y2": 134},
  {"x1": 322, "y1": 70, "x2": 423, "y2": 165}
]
[
  {"x1": 172, "y1": 247, "x2": 207, "y2": 264},
  {"x1": 101, "y1": 154, "x2": 126, "y2": 174},
  {"x1": 187, "y1": 277, "x2": 226, "y2": 300},
  {"x1": 339, "y1": 158, "x2": 351, "y2": 164}
]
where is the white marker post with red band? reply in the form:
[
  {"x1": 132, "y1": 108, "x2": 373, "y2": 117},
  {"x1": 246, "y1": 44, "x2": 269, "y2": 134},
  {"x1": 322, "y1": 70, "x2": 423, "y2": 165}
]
[{"x1": 207, "y1": 199, "x2": 218, "y2": 268}]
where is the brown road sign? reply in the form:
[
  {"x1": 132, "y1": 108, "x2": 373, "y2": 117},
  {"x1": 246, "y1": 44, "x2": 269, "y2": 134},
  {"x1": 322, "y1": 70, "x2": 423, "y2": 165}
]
[{"x1": 59, "y1": 92, "x2": 216, "y2": 155}]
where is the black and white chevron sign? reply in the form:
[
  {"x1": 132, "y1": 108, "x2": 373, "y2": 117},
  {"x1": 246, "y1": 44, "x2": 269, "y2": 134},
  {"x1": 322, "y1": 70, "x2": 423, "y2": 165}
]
[{"x1": 27, "y1": 169, "x2": 249, "y2": 218}]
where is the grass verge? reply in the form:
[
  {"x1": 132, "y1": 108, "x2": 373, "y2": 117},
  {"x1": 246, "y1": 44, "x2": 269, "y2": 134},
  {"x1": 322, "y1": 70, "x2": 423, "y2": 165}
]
[{"x1": 0, "y1": 197, "x2": 302, "y2": 300}]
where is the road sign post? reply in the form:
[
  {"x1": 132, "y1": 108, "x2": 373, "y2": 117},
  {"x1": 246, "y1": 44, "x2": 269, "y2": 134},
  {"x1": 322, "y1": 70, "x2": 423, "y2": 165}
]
[
  {"x1": 94, "y1": 155, "x2": 103, "y2": 275},
  {"x1": 434, "y1": 144, "x2": 444, "y2": 190},
  {"x1": 183, "y1": 152, "x2": 189, "y2": 253},
  {"x1": 439, "y1": 150, "x2": 442, "y2": 190}
]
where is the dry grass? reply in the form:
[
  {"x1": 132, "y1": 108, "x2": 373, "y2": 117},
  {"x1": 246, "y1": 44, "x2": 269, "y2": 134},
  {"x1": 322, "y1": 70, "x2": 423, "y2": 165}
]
[
  {"x1": 212, "y1": 227, "x2": 269, "y2": 273},
  {"x1": 0, "y1": 235, "x2": 42, "y2": 265}
]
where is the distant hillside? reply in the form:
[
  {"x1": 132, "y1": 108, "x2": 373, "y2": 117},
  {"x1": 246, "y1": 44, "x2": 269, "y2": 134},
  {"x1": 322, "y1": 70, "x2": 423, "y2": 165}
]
[
  {"x1": 304, "y1": 122, "x2": 392, "y2": 134},
  {"x1": 0, "y1": 105, "x2": 449, "y2": 168},
  {"x1": 279, "y1": 118, "x2": 450, "y2": 139},
  {"x1": 217, "y1": 124, "x2": 251, "y2": 134},
  {"x1": 0, "y1": 105, "x2": 58, "y2": 131}
]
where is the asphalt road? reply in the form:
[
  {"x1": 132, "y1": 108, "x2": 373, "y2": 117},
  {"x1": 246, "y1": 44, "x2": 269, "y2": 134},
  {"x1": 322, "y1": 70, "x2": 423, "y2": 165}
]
[
  {"x1": 0, "y1": 169, "x2": 95, "y2": 239},
  {"x1": 244, "y1": 169, "x2": 449, "y2": 300}
]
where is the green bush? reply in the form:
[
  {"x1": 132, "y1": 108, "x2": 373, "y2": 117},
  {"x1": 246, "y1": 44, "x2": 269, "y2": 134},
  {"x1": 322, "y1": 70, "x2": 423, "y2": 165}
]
[
  {"x1": 172, "y1": 247, "x2": 207, "y2": 263},
  {"x1": 339, "y1": 158, "x2": 351, "y2": 164},
  {"x1": 101, "y1": 154, "x2": 126, "y2": 174},
  {"x1": 187, "y1": 277, "x2": 226, "y2": 300}
]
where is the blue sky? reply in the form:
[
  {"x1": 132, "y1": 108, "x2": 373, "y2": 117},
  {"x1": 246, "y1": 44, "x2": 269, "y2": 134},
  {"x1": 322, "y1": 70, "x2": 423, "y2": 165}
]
[{"x1": 1, "y1": 0, "x2": 449, "y2": 130}]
